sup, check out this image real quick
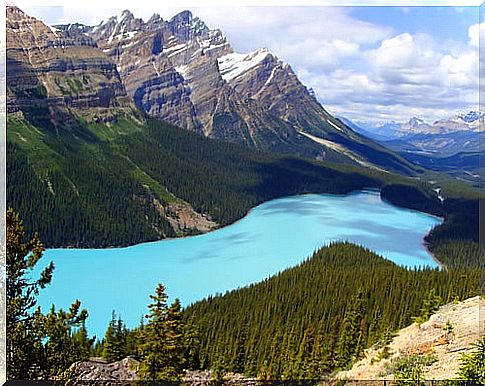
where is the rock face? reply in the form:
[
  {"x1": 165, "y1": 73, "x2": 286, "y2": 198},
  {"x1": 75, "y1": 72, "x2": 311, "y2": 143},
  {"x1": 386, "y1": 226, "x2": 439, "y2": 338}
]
[
  {"x1": 337, "y1": 296, "x2": 484, "y2": 381},
  {"x1": 69, "y1": 360, "x2": 259, "y2": 385},
  {"x1": 81, "y1": 10, "x2": 416, "y2": 173},
  {"x1": 6, "y1": 6, "x2": 218, "y2": 238},
  {"x1": 7, "y1": 6, "x2": 130, "y2": 123},
  {"x1": 69, "y1": 357, "x2": 138, "y2": 381}
]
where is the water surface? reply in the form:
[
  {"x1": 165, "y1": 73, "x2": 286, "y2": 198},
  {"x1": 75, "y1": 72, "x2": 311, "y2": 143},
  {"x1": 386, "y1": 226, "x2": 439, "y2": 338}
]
[{"x1": 36, "y1": 190, "x2": 442, "y2": 337}]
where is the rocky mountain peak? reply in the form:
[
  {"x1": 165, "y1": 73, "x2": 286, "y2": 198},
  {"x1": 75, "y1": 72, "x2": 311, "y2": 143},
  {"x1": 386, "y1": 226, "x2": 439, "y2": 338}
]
[
  {"x1": 165, "y1": 10, "x2": 209, "y2": 40},
  {"x1": 408, "y1": 117, "x2": 425, "y2": 127},
  {"x1": 169, "y1": 10, "x2": 193, "y2": 25},
  {"x1": 147, "y1": 13, "x2": 163, "y2": 29},
  {"x1": 6, "y1": 5, "x2": 27, "y2": 20},
  {"x1": 119, "y1": 9, "x2": 134, "y2": 21},
  {"x1": 458, "y1": 110, "x2": 482, "y2": 123},
  {"x1": 6, "y1": 6, "x2": 129, "y2": 121}
]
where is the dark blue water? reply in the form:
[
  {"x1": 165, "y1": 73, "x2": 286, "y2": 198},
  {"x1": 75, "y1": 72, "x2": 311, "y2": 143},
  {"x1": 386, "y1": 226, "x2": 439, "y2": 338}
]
[{"x1": 35, "y1": 190, "x2": 442, "y2": 337}]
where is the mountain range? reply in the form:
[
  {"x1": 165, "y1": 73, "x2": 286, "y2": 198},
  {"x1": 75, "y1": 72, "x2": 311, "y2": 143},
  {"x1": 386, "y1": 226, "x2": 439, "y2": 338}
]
[
  {"x1": 340, "y1": 112, "x2": 482, "y2": 183},
  {"x1": 7, "y1": 6, "x2": 415, "y2": 174},
  {"x1": 347, "y1": 111, "x2": 483, "y2": 140}
]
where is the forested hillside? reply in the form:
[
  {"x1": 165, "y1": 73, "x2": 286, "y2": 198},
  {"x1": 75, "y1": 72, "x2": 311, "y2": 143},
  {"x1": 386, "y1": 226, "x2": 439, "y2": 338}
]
[
  {"x1": 184, "y1": 242, "x2": 480, "y2": 379},
  {"x1": 7, "y1": 112, "x2": 388, "y2": 247}
]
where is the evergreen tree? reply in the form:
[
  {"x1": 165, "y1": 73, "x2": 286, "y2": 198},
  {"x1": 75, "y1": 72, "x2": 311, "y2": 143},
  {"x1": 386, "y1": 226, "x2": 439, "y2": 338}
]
[
  {"x1": 185, "y1": 242, "x2": 479, "y2": 378},
  {"x1": 139, "y1": 284, "x2": 179, "y2": 380},
  {"x1": 6, "y1": 208, "x2": 52, "y2": 379},
  {"x1": 457, "y1": 337, "x2": 485, "y2": 382},
  {"x1": 102, "y1": 311, "x2": 126, "y2": 362},
  {"x1": 164, "y1": 298, "x2": 186, "y2": 377},
  {"x1": 6, "y1": 208, "x2": 91, "y2": 379},
  {"x1": 71, "y1": 321, "x2": 95, "y2": 361},
  {"x1": 336, "y1": 290, "x2": 365, "y2": 368},
  {"x1": 42, "y1": 300, "x2": 89, "y2": 377}
]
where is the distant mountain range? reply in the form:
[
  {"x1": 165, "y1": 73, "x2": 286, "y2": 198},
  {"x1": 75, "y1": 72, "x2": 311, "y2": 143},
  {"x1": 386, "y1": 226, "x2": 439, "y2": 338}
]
[
  {"x1": 339, "y1": 112, "x2": 482, "y2": 183},
  {"x1": 343, "y1": 111, "x2": 482, "y2": 141}
]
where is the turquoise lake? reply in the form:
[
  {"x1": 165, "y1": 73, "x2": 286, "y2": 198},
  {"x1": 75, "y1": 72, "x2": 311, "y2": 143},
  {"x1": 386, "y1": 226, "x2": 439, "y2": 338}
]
[{"x1": 35, "y1": 190, "x2": 442, "y2": 337}]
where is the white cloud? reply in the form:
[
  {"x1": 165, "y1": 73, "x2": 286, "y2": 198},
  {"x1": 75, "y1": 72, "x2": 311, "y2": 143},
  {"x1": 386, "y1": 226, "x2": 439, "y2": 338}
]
[
  {"x1": 298, "y1": 28, "x2": 478, "y2": 123},
  {"x1": 468, "y1": 21, "x2": 485, "y2": 48}
]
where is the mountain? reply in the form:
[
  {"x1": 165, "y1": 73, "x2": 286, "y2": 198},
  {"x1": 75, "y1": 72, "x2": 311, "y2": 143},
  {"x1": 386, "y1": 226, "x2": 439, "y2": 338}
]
[
  {"x1": 346, "y1": 110, "x2": 482, "y2": 143},
  {"x1": 351, "y1": 111, "x2": 483, "y2": 140},
  {"x1": 6, "y1": 6, "x2": 130, "y2": 125},
  {"x1": 62, "y1": 9, "x2": 416, "y2": 174},
  {"x1": 340, "y1": 112, "x2": 482, "y2": 183},
  {"x1": 337, "y1": 116, "x2": 392, "y2": 142},
  {"x1": 396, "y1": 112, "x2": 482, "y2": 138}
]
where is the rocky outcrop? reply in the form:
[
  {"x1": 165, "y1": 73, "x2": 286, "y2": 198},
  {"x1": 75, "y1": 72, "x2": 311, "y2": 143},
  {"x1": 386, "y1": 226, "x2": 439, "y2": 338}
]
[
  {"x1": 337, "y1": 296, "x2": 484, "y2": 380},
  {"x1": 69, "y1": 360, "x2": 260, "y2": 385},
  {"x1": 6, "y1": 6, "x2": 130, "y2": 123},
  {"x1": 85, "y1": 10, "x2": 327, "y2": 155},
  {"x1": 69, "y1": 357, "x2": 138, "y2": 381}
]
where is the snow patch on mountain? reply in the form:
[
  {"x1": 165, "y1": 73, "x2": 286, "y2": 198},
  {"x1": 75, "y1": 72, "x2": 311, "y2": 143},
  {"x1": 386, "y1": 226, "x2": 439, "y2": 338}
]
[
  {"x1": 175, "y1": 65, "x2": 189, "y2": 79},
  {"x1": 217, "y1": 48, "x2": 271, "y2": 82},
  {"x1": 164, "y1": 43, "x2": 188, "y2": 56},
  {"x1": 326, "y1": 119, "x2": 344, "y2": 133}
]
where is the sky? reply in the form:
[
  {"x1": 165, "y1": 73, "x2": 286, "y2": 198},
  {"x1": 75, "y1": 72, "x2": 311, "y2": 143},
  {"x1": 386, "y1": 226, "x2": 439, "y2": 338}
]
[{"x1": 12, "y1": 1, "x2": 484, "y2": 124}]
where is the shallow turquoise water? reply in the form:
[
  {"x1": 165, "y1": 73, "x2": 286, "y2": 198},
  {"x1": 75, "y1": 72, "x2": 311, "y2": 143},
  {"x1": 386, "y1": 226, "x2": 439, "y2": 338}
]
[{"x1": 35, "y1": 190, "x2": 442, "y2": 337}]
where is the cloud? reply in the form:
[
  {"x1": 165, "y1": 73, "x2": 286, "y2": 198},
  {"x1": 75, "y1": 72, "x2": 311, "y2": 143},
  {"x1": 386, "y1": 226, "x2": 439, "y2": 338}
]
[
  {"x1": 468, "y1": 21, "x2": 485, "y2": 48},
  {"x1": 304, "y1": 29, "x2": 478, "y2": 123}
]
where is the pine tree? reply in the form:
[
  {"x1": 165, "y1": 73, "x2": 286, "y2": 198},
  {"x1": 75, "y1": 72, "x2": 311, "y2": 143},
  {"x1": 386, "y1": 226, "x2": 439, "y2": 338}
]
[
  {"x1": 42, "y1": 300, "x2": 89, "y2": 377},
  {"x1": 6, "y1": 208, "x2": 91, "y2": 379},
  {"x1": 71, "y1": 321, "x2": 94, "y2": 361},
  {"x1": 457, "y1": 337, "x2": 485, "y2": 382},
  {"x1": 336, "y1": 290, "x2": 365, "y2": 368},
  {"x1": 164, "y1": 298, "x2": 186, "y2": 378},
  {"x1": 102, "y1": 311, "x2": 126, "y2": 363},
  {"x1": 139, "y1": 284, "x2": 173, "y2": 380},
  {"x1": 6, "y1": 208, "x2": 52, "y2": 379}
]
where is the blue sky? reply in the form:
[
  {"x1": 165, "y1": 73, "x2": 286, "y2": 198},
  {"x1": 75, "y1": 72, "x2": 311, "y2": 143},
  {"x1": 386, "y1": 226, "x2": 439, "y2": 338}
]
[{"x1": 15, "y1": 2, "x2": 482, "y2": 123}]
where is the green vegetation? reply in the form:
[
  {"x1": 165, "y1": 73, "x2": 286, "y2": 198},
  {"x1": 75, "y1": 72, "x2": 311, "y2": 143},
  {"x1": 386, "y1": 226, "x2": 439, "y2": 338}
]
[
  {"x1": 7, "y1": 109, "x2": 481, "y2": 381},
  {"x1": 137, "y1": 285, "x2": 187, "y2": 380},
  {"x1": 381, "y1": 182, "x2": 482, "y2": 270},
  {"x1": 412, "y1": 289, "x2": 442, "y2": 325},
  {"x1": 456, "y1": 337, "x2": 485, "y2": 383},
  {"x1": 8, "y1": 209, "x2": 480, "y2": 381},
  {"x1": 95, "y1": 284, "x2": 199, "y2": 381},
  {"x1": 6, "y1": 209, "x2": 198, "y2": 380},
  {"x1": 102, "y1": 311, "x2": 128, "y2": 363},
  {"x1": 382, "y1": 353, "x2": 437, "y2": 385},
  {"x1": 8, "y1": 112, "x2": 387, "y2": 247},
  {"x1": 184, "y1": 242, "x2": 480, "y2": 379},
  {"x1": 6, "y1": 208, "x2": 91, "y2": 379}
]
